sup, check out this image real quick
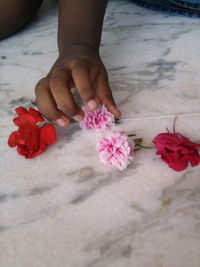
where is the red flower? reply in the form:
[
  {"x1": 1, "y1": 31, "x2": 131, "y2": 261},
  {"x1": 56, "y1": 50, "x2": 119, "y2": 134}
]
[
  {"x1": 13, "y1": 106, "x2": 44, "y2": 128},
  {"x1": 153, "y1": 132, "x2": 200, "y2": 172},
  {"x1": 8, "y1": 107, "x2": 56, "y2": 158}
]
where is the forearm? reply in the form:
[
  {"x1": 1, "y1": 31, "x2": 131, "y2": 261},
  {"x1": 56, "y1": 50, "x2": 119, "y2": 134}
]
[{"x1": 57, "y1": 0, "x2": 108, "y2": 54}]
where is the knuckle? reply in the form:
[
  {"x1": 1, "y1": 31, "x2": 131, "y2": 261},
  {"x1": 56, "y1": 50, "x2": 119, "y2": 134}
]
[
  {"x1": 49, "y1": 77, "x2": 65, "y2": 90},
  {"x1": 37, "y1": 105, "x2": 59, "y2": 120},
  {"x1": 81, "y1": 91, "x2": 94, "y2": 101},
  {"x1": 46, "y1": 109, "x2": 60, "y2": 120},
  {"x1": 73, "y1": 60, "x2": 86, "y2": 68},
  {"x1": 103, "y1": 94, "x2": 114, "y2": 105},
  {"x1": 107, "y1": 92, "x2": 114, "y2": 100},
  {"x1": 80, "y1": 86, "x2": 95, "y2": 97},
  {"x1": 103, "y1": 86, "x2": 113, "y2": 99},
  {"x1": 104, "y1": 87, "x2": 113, "y2": 96},
  {"x1": 34, "y1": 86, "x2": 39, "y2": 95},
  {"x1": 35, "y1": 97, "x2": 40, "y2": 108},
  {"x1": 69, "y1": 105, "x2": 79, "y2": 116},
  {"x1": 73, "y1": 61, "x2": 89, "y2": 73},
  {"x1": 60, "y1": 103, "x2": 78, "y2": 117},
  {"x1": 35, "y1": 78, "x2": 47, "y2": 94}
]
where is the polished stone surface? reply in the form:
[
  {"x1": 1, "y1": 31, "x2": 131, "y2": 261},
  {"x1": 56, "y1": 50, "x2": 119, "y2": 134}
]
[{"x1": 0, "y1": 0, "x2": 200, "y2": 266}]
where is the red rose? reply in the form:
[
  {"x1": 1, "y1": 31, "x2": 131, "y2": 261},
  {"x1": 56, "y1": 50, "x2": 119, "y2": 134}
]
[
  {"x1": 8, "y1": 107, "x2": 56, "y2": 158},
  {"x1": 153, "y1": 132, "x2": 200, "y2": 172}
]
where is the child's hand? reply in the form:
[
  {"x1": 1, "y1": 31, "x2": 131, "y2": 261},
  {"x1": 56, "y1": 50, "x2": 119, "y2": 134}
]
[{"x1": 35, "y1": 46, "x2": 121, "y2": 127}]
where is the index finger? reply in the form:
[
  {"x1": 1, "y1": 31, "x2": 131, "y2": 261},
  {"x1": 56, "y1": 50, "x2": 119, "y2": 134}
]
[
  {"x1": 96, "y1": 73, "x2": 121, "y2": 118},
  {"x1": 72, "y1": 63, "x2": 99, "y2": 110}
]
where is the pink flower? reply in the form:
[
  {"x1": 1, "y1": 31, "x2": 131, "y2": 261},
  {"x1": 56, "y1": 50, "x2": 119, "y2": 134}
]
[
  {"x1": 80, "y1": 105, "x2": 115, "y2": 131},
  {"x1": 96, "y1": 131, "x2": 134, "y2": 170}
]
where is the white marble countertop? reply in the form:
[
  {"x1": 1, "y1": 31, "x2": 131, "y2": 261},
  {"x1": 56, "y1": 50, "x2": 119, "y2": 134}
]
[{"x1": 0, "y1": 0, "x2": 200, "y2": 266}]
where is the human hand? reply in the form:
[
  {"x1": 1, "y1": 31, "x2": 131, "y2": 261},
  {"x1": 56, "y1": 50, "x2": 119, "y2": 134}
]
[{"x1": 35, "y1": 45, "x2": 121, "y2": 127}]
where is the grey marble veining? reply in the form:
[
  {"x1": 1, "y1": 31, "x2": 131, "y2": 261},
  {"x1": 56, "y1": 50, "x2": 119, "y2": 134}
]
[{"x1": 0, "y1": 0, "x2": 200, "y2": 267}]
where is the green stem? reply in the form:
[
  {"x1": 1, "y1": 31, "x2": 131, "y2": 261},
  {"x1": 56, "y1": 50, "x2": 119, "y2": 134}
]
[
  {"x1": 134, "y1": 138, "x2": 143, "y2": 142},
  {"x1": 128, "y1": 134, "x2": 137, "y2": 137},
  {"x1": 139, "y1": 145, "x2": 154, "y2": 149},
  {"x1": 134, "y1": 148, "x2": 142, "y2": 152}
]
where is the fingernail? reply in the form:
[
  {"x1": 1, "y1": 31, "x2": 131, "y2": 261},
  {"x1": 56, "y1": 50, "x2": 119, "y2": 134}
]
[
  {"x1": 87, "y1": 99, "x2": 97, "y2": 110},
  {"x1": 73, "y1": 114, "x2": 83, "y2": 121},
  {"x1": 56, "y1": 119, "x2": 68, "y2": 127}
]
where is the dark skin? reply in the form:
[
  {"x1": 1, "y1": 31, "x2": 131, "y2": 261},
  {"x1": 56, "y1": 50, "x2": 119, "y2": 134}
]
[
  {"x1": 0, "y1": 0, "x2": 43, "y2": 39},
  {"x1": 0, "y1": 0, "x2": 121, "y2": 127}
]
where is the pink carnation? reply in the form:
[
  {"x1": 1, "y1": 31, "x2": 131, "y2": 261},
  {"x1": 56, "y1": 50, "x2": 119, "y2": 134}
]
[
  {"x1": 80, "y1": 105, "x2": 115, "y2": 131},
  {"x1": 96, "y1": 131, "x2": 134, "y2": 170}
]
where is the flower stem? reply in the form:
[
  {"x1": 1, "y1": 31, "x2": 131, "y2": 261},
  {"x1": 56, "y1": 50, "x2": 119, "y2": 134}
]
[
  {"x1": 173, "y1": 115, "x2": 177, "y2": 133},
  {"x1": 134, "y1": 148, "x2": 142, "y2": 152},
  {"x1": 134, "y1": 138, "x2": 143, "y2": 142},
  {"x1": 139, "y1": 145, "x2": 154, "y2": 149},
  {"x1": 128, "y1": 134, "x2": 136, "y2": 137}
]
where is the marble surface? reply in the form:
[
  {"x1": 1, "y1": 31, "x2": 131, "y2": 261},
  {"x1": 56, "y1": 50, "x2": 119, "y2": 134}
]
[{"x1": 0, "y1": 0, "x2": 200, "y2": 266}]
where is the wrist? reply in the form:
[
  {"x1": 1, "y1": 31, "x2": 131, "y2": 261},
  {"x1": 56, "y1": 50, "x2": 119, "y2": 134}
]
[{"x1": 58, "y1": 43, "x2": 100, "y2": 57}]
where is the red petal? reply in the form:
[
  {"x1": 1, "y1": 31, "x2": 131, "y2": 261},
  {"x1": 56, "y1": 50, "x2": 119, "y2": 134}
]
[
  {"x1": 188, "y1": 153, "x2": 200, "y2": 167},
  {"x1": 17, "y1": 145, "x2": 30, "y2": 157},
  {"x1": 13, "y1": 117, "x2": 20, "y2": 126},
  {"x1": 24, "y1": 124, "x2": 57, "y2": 158},
  {"x1": 175, "y1": 133, "x2": 200, "y2": 148},
  {"x1": 7, "y1": 130, "x2": 21, "y2": 147},
  {"x1": 40, "y1": 124, "x2": 57, "y2": 145},
  {"x1": 14, "y1": 114, "x2": 37, "y2": 128},
  {"x1": 31, "y1": 142, "x2": 47, "y2": 158},
  {"x1": 14, "y1": 107, "x2": 43, "y2": 127},
  {"x1": 10, "y1": 127, "x2": 39, "y2": 156},
  {"x1": 168, "y1": 157, "x2": 188, "y2": 172},
  {"x1": 29, "y1": 108, "x2": 44, "y2": 123},
  {"x1": 21, "y1": 126, "x2": 41, "y2": 152},
  {"x1": 15, "y1": 107, "x2": 28, "y2": 116},
  {"x1": 25, "y1": 125, "x2": 56, "y2": 158},
  {"x1": 16, "y1": 127, "x2": 41, "y2": 158}
]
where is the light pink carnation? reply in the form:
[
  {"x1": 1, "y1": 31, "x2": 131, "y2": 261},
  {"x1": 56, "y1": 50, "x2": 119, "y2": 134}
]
[
  {"x1": 96, "y1": 131, "x2": 134, "y2": 170},
  {"x1": 80, "y1": 105, "x2": 115, "y2": 131}
]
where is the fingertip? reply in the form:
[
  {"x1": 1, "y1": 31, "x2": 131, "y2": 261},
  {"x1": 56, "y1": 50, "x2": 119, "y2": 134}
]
[
  {"x1": 53, "y1": 116, "x2": 70, "y2": 127},
  {"x1": 72, "y1": 114, "x2": 83, "y2": 122},
  {"x1": 115, "y1": 108, "x2": 122, "y2": 119},
  {"x1": 87, "y1": 99, "x2": 98, "y2": 110},
  {"x1": 107, "y1": 105, "x2": 122, "y2": 119}
]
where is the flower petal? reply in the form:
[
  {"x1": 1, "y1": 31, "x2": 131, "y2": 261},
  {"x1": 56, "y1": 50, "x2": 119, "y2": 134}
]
[
  {"x1": 15, "y1": 107, "x2": 28, "y2": 116},
  {"x1": 168, "y1": 157, "x2": 188, "y2": 172},
  {"x1": 80, "y1": 105, "x2": 115, "y2": 131},
  {"x1": 7, "y1": 130, "x2": 22, "y2": 147},
  {"x1": 97, "y1": 131, "x2": 134, "y2": 170},
  {"x1": 40, "y1": 124, "x2": 57, "y2": 145},
  {"x1": 29, "y1": 108, "x2": 44, "y2": 123},
  {"x1": 13, "y1": 114, "x2": 37, "y2": 128},
  {"x1": 8, "y1": 107, "x2": 57, "y2": 158}
]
